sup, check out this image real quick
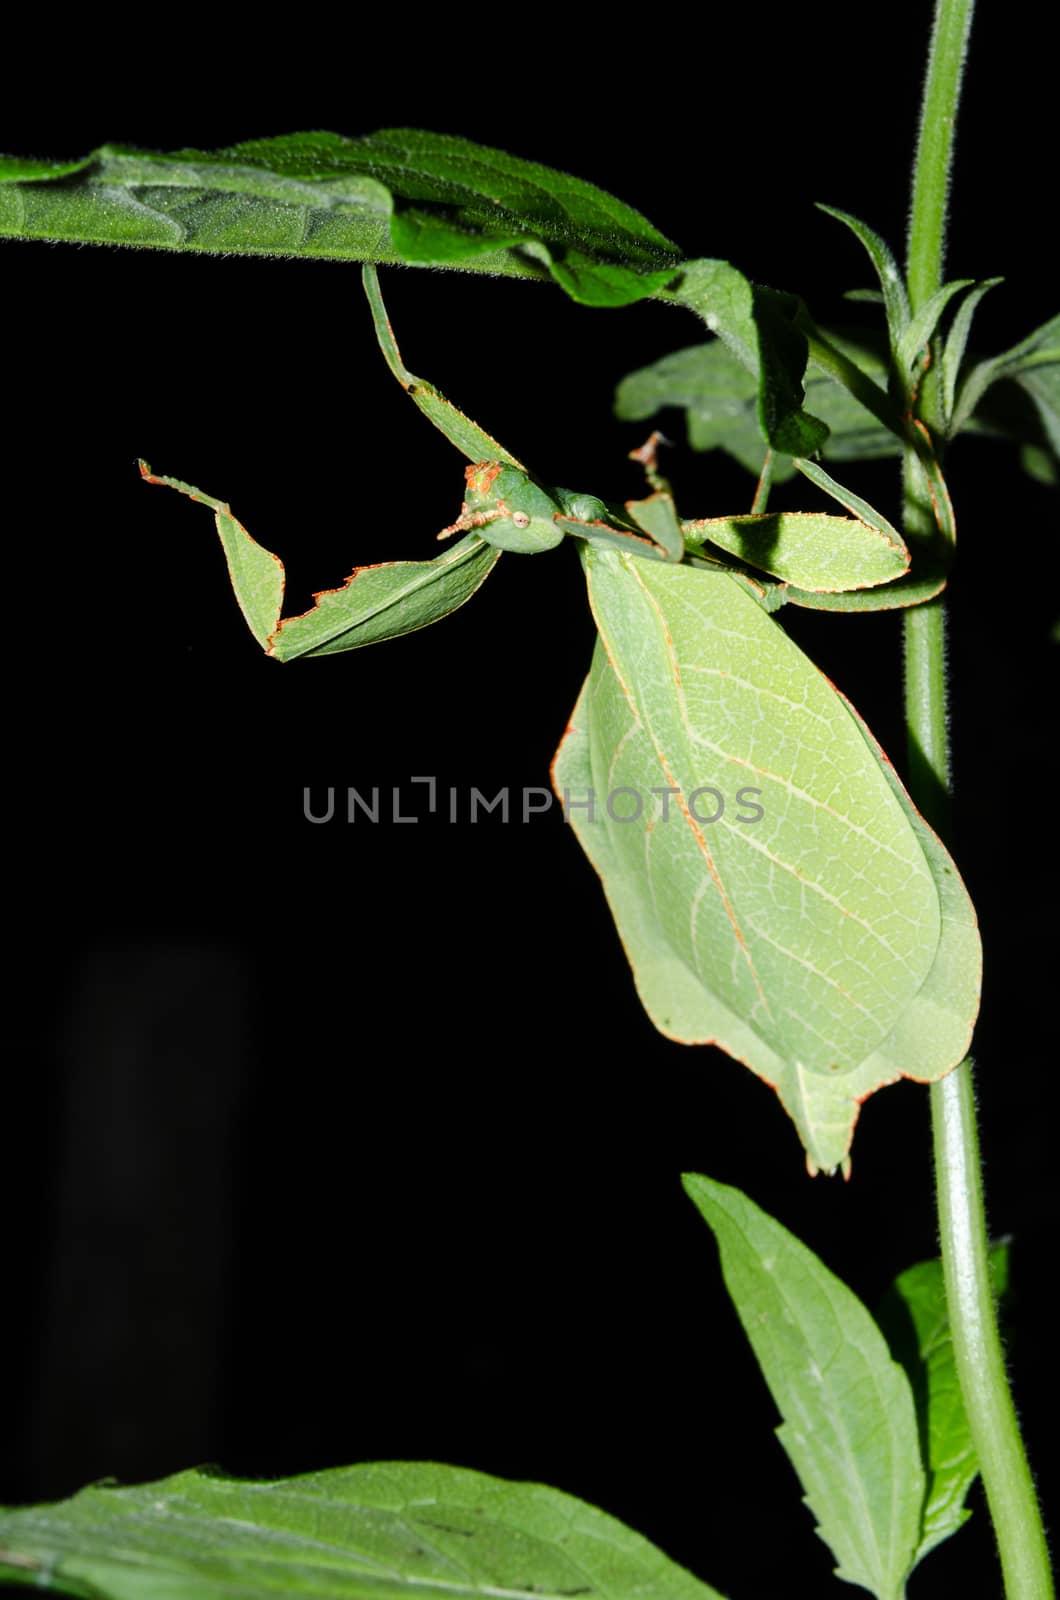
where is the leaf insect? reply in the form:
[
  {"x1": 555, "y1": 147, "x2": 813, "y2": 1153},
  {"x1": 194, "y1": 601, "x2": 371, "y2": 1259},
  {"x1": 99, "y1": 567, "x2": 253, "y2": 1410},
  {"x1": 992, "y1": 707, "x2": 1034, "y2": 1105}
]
[{"x1": 143, "y1": 267, "x2": 980, "y2": 1172}]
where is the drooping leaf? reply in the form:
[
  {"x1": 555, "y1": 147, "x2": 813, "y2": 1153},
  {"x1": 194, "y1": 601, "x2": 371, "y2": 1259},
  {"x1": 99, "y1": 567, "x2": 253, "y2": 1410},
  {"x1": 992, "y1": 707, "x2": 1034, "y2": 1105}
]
[
  {"x1": 141, "y1": 464, "x2": 501, "y2": 658},
  {"x1": 751, "y1": 285, "x2": 833, "y2": 455},
  {"x1": 683, "y1": 1174, "x2": 924, "y2": 1600},
  {"x1": 0, "y1": 1461, "x2": 729, "y2": 1600},
  {"x1": 662, "y1": 262, "x2": 829, "y2": 457},
  {"x1": 0, "y1": 131, "x2": 680, "y2": 307},
  {"x1": 552, "y1": 551, "x2": 980, "y2": 1173},
  {"x1": 877, "y1": 1243, "x2": 1011, "y2": 1566}
]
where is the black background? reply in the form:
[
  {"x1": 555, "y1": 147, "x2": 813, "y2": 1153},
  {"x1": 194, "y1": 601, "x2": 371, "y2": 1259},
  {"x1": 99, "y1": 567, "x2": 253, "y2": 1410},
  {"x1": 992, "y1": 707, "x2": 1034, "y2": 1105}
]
[{"x1": 3, "y1": 9, "x2": 1057, "y2": 1597}]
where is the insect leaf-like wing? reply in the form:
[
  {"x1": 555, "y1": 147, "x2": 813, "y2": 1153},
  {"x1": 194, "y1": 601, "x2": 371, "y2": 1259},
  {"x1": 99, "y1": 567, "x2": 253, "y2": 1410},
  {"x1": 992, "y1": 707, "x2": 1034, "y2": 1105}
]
[{"x1": 553, "y1": 550, "x2": 980, "y2": 1172}]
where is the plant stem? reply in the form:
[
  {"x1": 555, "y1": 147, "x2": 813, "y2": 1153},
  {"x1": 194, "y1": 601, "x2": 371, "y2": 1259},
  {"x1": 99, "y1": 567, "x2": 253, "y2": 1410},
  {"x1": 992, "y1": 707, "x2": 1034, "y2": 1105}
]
[
  {"x1": 904, "y1": 4, "x2": 1054, "y2": 1596},
  {"x1": 906, "y1": 0, "x2": 975, "y2": 313},
  {"x1": 906, "y1": 0, "x2": 974, "y2": 432},
  {"x1": 932, "y1": 1061, "x2": 1054, "y2": 1598}
]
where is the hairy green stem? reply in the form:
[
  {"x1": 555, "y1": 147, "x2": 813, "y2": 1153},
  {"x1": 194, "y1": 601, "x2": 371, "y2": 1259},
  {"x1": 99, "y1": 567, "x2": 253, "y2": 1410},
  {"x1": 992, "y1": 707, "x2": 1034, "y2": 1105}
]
[
  {"x1": 904, "y1": 3, "x2": 1054, "y2": 1595},
  {"x1": 931, "y1": 1060, "x2": 1055, "y2": 1598},
  {"x1": 906, "y1": 0, "x2": 975, "y2": 430},
  {"x1": 906, "y1": 0, "x2": 975, "y2": 312}
]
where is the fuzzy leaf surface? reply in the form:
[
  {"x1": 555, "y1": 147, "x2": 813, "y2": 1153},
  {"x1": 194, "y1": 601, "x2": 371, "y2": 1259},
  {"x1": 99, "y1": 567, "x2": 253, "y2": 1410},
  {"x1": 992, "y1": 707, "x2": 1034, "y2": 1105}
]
[
  {"x1": 0, "y1": 1462, "x2": 728, "y2": 1600},
  {"x1": 0, "y1": 130, "x2": 680, "y2": 306}
]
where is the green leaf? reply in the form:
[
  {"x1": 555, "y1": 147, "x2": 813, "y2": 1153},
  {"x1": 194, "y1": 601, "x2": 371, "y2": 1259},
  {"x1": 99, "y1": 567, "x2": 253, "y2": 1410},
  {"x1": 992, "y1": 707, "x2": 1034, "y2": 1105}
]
[
  {"x1": 800, "y1": 322, "x2": 908, "y2": 444},
  {"x1": 0, "y1": 1460, "x2": 729, "y2": 1600},
  {"x1": 791, "y1": 458, "x2": 908, "y2": 549},
  {"x1": 978, "y1": 311, "x2": 1060, "y2": 375},
  {"x1": 553, "y1": 552, "x2": 980, "y2": 1173},
  {"x1": 895, "y1": 279, "x2": 975, "y2": 375},
  {"x1": 140, "y1": 464, "x2": 501, "y2": 658},
  {"x1": 1014, "y1": 360, "x2": 1060, "y2": 461},
  {"x1": 961, "y1": 361, "x2": 1060, "y2": 478},
  {"x1": 1020, "y1": 442, "x2": 1059, "y2": 485},
  {"x1": 877, "y1": 1244, "x2": 1011, "y2": 1565},
  {"x1": 751, "y1": 286, "x2": 832, "y2": 455},
  {"x1": 940, "y1": 277, "x2": 1003, "y2": 424},
  {"x1": 816, "y1": 206, "x2": 910, "y2": 354},
  {"x1": 683, "y1": 1174, "x2": 924, "y2": 1600},
  {"x1": 802, "y1": 356, "x2": 902, "y2": 461},
  {"x1": 615, "y1": 340, "x2": 794, "y2": 478},
  {"x1": 0, "y1": 131, "x2": 680, "y2": 307},
  {"x1": 615, "y1": 335, "x2": 901, "y2": 477},
  {"x1": 663, "y1": 262, "x2": 829, "y2": 456},
  {"x1": 951, "y1": 310, "x2": 1060, "y2": 435}
]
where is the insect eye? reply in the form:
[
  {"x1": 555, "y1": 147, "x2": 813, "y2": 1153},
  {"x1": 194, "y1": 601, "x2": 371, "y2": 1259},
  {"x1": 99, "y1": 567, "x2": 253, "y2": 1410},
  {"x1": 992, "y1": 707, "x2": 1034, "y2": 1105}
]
[{"x1": 511, "y1": 512, "x2": 531, "y2": 529}]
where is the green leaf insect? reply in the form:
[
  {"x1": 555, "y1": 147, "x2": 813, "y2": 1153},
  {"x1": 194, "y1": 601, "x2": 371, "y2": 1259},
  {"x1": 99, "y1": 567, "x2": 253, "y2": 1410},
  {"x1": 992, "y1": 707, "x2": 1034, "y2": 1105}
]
[{"x1": 147, "y1": 268, "x2": 979, "y2": 1173}]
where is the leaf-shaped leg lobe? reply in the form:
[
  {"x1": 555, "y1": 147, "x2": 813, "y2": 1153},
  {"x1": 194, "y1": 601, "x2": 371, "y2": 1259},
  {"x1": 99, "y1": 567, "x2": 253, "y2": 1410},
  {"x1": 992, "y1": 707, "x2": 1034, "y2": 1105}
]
[{"x1": 141, "y1": 461, "x2": 501, "y2": 658}]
